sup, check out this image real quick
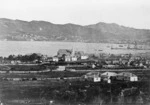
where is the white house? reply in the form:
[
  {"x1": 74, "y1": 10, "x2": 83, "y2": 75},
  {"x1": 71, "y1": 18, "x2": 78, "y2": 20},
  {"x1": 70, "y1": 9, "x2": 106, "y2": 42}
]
[
  {"x1": 65, "y1": 56, "x2": 71, "y2": 62},
  {"x1": 71, "y1": 56, "x2": 77, "y2": 61},
  {"x1": 101, "y1": 72, "x2": 117, "y2": 82},
  {"x1": 81, "y1": 71, "x2": 101, "y2": 82},
  {"x1": 56, "y1": 66, "x2": 66, "y2": 71},
  {"x1": 81, "y1": 55, "x2": 88, "y2": 60},
  {"x1": 116, "y1": 72, "x2": 138, "y2": 82},
  {"x1": 52, "y1": 57, "x2": 59, "y2": 62}
]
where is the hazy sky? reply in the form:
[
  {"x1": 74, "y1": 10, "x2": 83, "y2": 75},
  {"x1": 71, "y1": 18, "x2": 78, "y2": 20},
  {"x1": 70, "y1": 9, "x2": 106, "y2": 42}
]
[{"x1": 0, "y1": 0, "x2": 150, "y2": 29}]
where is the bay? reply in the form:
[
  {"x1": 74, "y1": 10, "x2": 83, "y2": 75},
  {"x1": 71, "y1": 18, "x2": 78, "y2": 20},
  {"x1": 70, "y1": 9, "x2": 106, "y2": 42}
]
[{"x1": 0, "y1": 41, "x2": 149, "y2": 57}]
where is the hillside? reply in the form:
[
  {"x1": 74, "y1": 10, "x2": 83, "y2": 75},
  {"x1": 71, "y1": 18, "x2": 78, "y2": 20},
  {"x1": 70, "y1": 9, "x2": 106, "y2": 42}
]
[
  {"x1": 87, "y1": 22, "x2": 150, "y2": 41},
  {"x1": 0, "y1": 18, "x2": 149, "y2": 43}
]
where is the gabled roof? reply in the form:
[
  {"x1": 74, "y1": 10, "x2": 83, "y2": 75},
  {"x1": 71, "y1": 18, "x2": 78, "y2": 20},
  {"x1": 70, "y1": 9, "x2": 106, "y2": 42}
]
[
  {"x1": 58, "y1": 49, "x2": 72, "y2": 54},
  {"x1": 117, "y1": 72, "x2": 137, "y2": 77},
  {"x1": 101, "y1": 72, "x2": 117, "y2": 77},
  {"x1": 85, "y1": 71, "x2": 100, "y2": 76},
  {"x1": 75, "y1": 51, "x2": 84, "y2": 56}
]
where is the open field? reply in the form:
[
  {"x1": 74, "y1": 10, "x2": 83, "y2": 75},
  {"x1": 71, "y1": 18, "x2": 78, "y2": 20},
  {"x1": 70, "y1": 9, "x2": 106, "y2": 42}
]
[
  {"x1": 0, "y1": 69, "x2": 149, "y2": 105},
  {"x1": 1, "y1": 64, "x2": 150, "y2": 80},
  {"x1": 0, "y1": 63, "x2": 150, "y2": 105},
  {"x1": 6, "y1": 65, "x2": 46, "y2": 71}
]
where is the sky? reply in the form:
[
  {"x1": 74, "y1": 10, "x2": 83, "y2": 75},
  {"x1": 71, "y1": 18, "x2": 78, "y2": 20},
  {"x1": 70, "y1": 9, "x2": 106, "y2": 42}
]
[{"x1": 0, "y1": 0, "x2": 150, "y2": 29}]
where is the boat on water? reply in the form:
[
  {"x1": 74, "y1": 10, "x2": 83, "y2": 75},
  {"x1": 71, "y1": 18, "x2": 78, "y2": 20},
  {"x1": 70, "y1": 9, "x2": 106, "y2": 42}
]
[{"x1": 111, "y1": 44, "x2": 150, "y2": 50}]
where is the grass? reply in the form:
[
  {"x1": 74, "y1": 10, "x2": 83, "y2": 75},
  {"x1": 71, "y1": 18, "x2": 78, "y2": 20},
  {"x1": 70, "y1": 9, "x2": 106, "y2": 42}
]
[
  {"x1": 0, "y1": 71, "x2": 86, "y2": 80},
  {"x1": 0, "y1": 65, "x2": 150, "y2": 104},
  {"x1": 7, "y1": 65, "x2": 46, "y2": 71},
  {"x1": 0, "y1": 77, "x2": 150, "y2": 105}
]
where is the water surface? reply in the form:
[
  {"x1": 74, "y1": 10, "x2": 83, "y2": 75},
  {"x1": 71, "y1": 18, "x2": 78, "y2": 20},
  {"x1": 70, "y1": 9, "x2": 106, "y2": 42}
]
[{"x1": 0, "y1": 41, "x2": 149, "y2": 57}]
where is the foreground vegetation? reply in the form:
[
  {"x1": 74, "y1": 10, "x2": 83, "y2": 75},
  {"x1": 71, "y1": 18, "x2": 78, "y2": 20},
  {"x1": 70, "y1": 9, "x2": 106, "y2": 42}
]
[
  {"x1": 0, "y1": 64, "x2": 149, "y2": 105},
  {"x1": 0, "y1": 75, "x2": 150, "y2": 105}
]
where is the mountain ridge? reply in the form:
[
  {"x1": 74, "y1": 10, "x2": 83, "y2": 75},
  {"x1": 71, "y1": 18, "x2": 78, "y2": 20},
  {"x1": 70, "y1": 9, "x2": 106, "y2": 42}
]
[{"x1": 0, "y1": 18, "x2": 149, "y2": 44}]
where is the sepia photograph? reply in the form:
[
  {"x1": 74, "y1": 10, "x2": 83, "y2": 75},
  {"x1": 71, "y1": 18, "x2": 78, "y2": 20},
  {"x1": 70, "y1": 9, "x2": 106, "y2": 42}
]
[{"x1": 0, "y1": 0, "x2": 150, "y2": 105}]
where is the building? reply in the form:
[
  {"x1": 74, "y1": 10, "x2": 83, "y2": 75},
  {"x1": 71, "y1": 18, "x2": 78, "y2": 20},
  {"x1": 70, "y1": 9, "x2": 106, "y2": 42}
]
[
  {"x1": 71, "y1": 56, "x2": 77, "y2": 61},
  {"x1": 52, "y1": 57, "x2": 59, "y2": 62},
  {"x1": 56, "y1": 66, "x2": 66, "y2": 71},
  {"x1": 101, "y1": 72, "x2": 117, "y2": 82},
  {"x1": 74, "y1": 51, "x2": 84, "y2": 58},
  {"x1": 65, "y1": 56, "x2": 71, "y2": 62},
  {"x1": 81, "y1": 55, "x2": 88, "y2": 60},
  {"x1": 116, "y1": 72, "x2": 138, "y2": 82},
  {"x1": 81, "y1": 71, "x2": 101, "y2": 82},
  {"x1": 57, "y1": 49, "x2": 72, "y2": 57}
]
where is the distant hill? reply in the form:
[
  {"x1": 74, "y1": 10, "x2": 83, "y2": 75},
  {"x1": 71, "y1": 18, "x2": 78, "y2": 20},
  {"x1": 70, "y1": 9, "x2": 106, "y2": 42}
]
[
  {"x1": 86, "y1": 22, "x2": 150, "y2": 41},
  {"x1": 0, "y1": 18, "x2": 150, "y2": 43}
]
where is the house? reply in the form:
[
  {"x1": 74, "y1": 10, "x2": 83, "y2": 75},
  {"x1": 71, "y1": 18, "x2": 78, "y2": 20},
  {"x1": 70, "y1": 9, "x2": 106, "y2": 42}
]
[
  {"x1": 74, "y1": 51, "x2": 84, "y2": 58},
  {"x1": 112, "y1": 60, "x2": 120, "y2": 64},
  {"x1": 101, "y1": 72, "x2": 117, "y2": 77},
  {"x1": 91, "y1": 63, "x2": 96, "y2": 69},
  {"x1": 105, "y1": 60, "x2": 112, "y2": 64},
  {"x1": 101, "y1": 72, "x2": 117, "y2": 83},
  {"x1": 116, "y1": 72, "x2": 138, "y2": 82},
  {"x1": 46, "y1": 57, "x2": 53, "y2": 62},
  {"x1": 65, "y1": 56, "x2": 71, "y2": 62},
  {"x1": 81, "y1": 55, "x2": 88, "y2": 60},
  {"x1": 81, "y1": 71, "x2": 101, "y2": 82},
  {"x1": 121, "y1": 59, "x2": 129, "y2": 65},
  {"x1": 52, "y1": 57, "x2": 59, "y2": 62},
  {"x1": 139, "y1": 62, "x2": 144, "y2": 67},
  {"x1": 57, "y1": 49, "x2": 72, "y2": 57},
  {"x1": 10, "y1": 60, "x2": 15, "y2": 64},
  {"x1": 71, "y1": 56, "x2": 77, "y2": 61},
  {"x1": 16, "y1": 60, "x2": 21, "y2": 64},
  {"x1": 56, "y1": 66, "x2": 66, "y2": 71}
]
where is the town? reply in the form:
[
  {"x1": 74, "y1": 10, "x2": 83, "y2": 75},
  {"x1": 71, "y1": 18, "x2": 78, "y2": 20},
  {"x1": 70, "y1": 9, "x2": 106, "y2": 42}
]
[
  {"x1": 1, "y1": 0, "x2": 150, "y2": 104},
  {"x1": 1, "y1": 48, "x2": 150, "y2": 69},
  {"x1": 0, "y1": 48, "x2": 150, "y2": 105}
]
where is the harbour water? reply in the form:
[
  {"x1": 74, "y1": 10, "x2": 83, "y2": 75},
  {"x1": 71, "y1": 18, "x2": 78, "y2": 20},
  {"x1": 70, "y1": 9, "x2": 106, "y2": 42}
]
[{"x1": 0, "y1": 41, "x2": 150, "y2": 57}]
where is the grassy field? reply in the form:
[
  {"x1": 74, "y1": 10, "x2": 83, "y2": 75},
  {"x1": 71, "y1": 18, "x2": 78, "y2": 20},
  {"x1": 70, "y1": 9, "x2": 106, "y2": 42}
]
[
  {"x1": 0, "y1": 71, "x2": 85, "y2": 79},
  {"x1": 0, "y1": 64, "x2": 150, "y2": 105},
  {"x1": 0, "y1": 77, "x2": 150, "y2": 105},
  {"x1": 0, "y1": 64, "x2": 150, "y2": 81},
  {"x1": 7, "y1": 65, "x2": 47, "y2": 71}
]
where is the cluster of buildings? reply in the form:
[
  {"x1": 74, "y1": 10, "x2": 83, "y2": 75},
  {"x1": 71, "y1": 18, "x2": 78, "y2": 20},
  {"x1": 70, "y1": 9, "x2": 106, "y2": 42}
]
[
  {"x1": 1, "y1": 48, "x2": 150, "y2": 70},
  {"x1": 49, "y1": 49, "x2": 89, "y2": 62},
  {"x1": 48, "y1": 49, "x2": 150, "y2": 70},
  {"x1": 81, "y1": 71, "x2": 138, "y2": 83},
  {"x1": 100, "y1": 53, "x2": 150, "y2": 69}
]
